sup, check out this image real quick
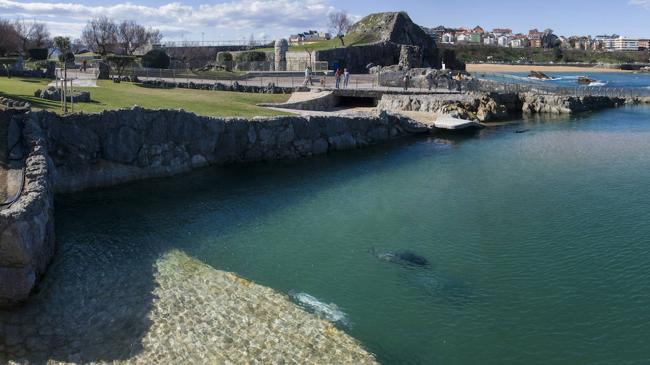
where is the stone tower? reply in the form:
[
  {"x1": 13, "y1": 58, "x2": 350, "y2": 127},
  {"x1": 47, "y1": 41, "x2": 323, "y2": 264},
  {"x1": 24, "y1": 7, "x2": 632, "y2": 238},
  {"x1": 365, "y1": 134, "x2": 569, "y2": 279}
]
[{"x1": 274, "y1": 39, "x2": 288, "y2": 71}]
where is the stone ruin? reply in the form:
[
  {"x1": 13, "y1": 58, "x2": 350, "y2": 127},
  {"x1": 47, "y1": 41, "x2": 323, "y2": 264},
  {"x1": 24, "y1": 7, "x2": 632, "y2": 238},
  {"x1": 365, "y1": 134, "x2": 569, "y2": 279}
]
[{"x1": 274, "y1": 39, "x2": 288, "y2": 71}]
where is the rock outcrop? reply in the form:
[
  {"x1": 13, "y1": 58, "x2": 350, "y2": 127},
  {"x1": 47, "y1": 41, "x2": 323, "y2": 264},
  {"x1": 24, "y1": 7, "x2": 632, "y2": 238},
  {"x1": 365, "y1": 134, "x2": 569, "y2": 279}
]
[
  {"x1": 521, "y1": 93, "x2": 625, "y2": 114},
  {"x1": 315, "y1": 12, "x2": 465, "y2": 73},
  {"x1": 0, "y1": 112, "x2": 55, "y2": 308}
]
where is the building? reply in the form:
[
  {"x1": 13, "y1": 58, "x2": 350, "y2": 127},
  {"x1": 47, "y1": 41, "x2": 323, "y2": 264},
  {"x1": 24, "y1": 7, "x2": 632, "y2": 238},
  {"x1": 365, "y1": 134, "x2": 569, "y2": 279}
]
[
  {"x1": 470, "y1": 32, "x2": 482, "y2": 44},
  {"x1": 613, "y1": 36, "x2": 639, "y2": 51},
  {"x1": 483, "y1": 34, "x2": 497, "y2": 46},
  {"x1": 472, "y1": 26, "x2": 485, "y2": 34},
  {"x1": 497, "y1": 35, "x2": 511, "y2": 47},
  {"x1": 492, "y1": 28, "x2": 512, "y2": 37},
  {"x1": 639, "y1": 39, "x2": 650, "y2": 50},
  {"x1": 441, "y1": 32, "x2": 456, "y2": 44},
  {"x1": 510, "y1": 36, "x2": 529, "y2": 48},
  {"x1": 456, "y1": 33, "x2": 471, "y2": 44},
  {"x1": 289, "y1": 30, "x2": 331, "y2": 45},
  {"x1": 528, "y1": 29, "x2": 542, "y2": 48}
]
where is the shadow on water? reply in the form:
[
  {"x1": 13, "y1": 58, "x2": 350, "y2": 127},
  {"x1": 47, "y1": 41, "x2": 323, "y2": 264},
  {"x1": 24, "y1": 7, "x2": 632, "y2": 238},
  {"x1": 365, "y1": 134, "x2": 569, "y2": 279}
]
[{"x1": 0, "y1": 136, "x2": 449, "y2": 363}]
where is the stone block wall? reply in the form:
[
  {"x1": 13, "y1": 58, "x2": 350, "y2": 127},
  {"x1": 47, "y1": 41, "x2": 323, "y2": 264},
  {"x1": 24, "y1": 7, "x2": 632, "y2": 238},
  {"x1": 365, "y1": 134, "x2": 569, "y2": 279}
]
[
  {"x1": 36, "y1": 108, "x2": 425, "y2": 193},
  {"x1": 0, "y1": 115, "x2": 55, "y2": 307}
]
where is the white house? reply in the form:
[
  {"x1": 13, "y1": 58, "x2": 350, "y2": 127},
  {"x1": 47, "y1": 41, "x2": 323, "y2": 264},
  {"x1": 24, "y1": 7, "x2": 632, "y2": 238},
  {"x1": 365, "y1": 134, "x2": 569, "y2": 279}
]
[
  {"x1": 441, "y1": 33, "x2": 456, "y2": 44},
  {"x1": 456, "y1": 34, "x2": 470, "y2": 44},
  {"x1": 483, "y1": 35, "x2": 497, "y2": 46},
  {"x1": 497, "y1": 35, "x2": 511, "y2": 47}
]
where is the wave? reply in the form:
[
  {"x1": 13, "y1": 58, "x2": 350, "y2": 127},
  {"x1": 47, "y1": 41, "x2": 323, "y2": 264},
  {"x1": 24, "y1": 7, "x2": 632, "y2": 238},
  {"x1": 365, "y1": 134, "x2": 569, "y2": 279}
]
[
  {"x1": 588, "y1": 81, "x2": 608, "y2": 87},
  {"x1": 289, "y1": 291, "x2": 350, "y2": 327}
]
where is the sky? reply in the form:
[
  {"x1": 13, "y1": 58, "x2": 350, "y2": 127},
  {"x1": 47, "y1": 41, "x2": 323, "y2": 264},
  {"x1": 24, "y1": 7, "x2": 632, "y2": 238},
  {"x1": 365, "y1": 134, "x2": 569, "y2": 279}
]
[{"x1": 1, "y1": 0, "x2": 650, "y2": 42}]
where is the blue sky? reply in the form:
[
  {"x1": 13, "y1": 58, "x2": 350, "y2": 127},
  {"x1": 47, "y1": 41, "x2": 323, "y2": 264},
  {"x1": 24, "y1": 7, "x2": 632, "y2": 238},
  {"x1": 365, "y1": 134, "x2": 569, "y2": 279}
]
[{"x1": 1, "y1": 0, "x2": 649, "y2": 41}]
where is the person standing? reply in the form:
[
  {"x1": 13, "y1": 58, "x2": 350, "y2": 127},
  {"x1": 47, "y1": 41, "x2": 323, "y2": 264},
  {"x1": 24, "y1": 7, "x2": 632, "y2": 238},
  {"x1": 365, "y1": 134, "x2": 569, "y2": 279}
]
[
  {"x1": 343, "y1": 68, "x2": 350, "y2": 88},
  {"x1": 335, "y1": 68, "x2": 342, "y2": 89},
  {"x1": 403, "y1": 73, "x2": 410, "y2": 91},
  {"x1": 303, "y1": 66, "x2": 313, "y2": 86},
  {"x1": 425, "y1": 71, "x2": 434, "y2": 91}
]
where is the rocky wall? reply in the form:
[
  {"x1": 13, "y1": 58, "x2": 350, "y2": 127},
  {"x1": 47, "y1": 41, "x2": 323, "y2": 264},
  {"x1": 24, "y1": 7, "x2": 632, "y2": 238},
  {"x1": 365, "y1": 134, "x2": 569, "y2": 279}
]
[
  {"x1": 36, "y1": 108, "x2": 426, "y2": 193},
  {"x1": 0, "y1": 113, "x2": 55, "y2": 307}
]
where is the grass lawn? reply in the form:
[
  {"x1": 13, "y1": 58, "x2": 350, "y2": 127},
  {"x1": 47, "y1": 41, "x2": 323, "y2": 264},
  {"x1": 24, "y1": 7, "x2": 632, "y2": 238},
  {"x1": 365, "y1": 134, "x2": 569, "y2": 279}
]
[
  {"x1": 0, "y1": 77, "x2": 291, "y2": 117},
  {"x1": 257, "y1": 33, "x2": 379, "y2": 52}
]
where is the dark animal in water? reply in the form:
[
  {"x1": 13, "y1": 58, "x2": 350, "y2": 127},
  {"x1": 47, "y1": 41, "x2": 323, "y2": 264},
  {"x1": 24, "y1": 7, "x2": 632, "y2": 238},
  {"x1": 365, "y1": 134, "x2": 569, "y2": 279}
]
[
  {"x1": 515, "y1": 129, "x2": 530, "y2": 134},
  {"x1": 370, "y1": 247, "x2": 429, "y2": 267}
]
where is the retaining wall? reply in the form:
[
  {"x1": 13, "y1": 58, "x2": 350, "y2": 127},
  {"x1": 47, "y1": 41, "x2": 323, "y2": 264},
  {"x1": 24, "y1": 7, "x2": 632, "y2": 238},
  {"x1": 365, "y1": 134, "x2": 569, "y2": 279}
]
[
  {"x1": 36, "y1": 108, "x2": 426, "y2": 193},
  {"x1": 0, "y1": 113, "x2": 55, "y2": 307}
]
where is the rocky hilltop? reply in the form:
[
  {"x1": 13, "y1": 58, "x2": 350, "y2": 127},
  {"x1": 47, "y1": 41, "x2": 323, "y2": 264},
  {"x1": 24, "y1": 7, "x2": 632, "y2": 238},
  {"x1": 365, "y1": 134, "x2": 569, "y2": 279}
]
[
  {"x1": 315, "y1": 12, "x2": 468, "y2": 73},
  {"x1": 348, "y1": 12, "x2": 436, "y2": 50}
]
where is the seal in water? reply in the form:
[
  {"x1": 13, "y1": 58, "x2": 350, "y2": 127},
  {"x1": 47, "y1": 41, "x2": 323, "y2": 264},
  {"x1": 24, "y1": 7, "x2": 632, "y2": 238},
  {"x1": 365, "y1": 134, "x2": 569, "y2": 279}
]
[{"x1": 370, "y1": 247, "x2": 430, "y2": 267}]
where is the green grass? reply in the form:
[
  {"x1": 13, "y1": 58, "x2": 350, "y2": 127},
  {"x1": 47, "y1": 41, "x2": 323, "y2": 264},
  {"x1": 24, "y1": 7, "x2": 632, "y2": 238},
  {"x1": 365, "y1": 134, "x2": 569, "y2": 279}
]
[
  {"x1": 0, "y1": 77, "x2": 291, "y2": 117},
  {"x1": 257, "y1": 33, "x2": 380, "y2": 52}
]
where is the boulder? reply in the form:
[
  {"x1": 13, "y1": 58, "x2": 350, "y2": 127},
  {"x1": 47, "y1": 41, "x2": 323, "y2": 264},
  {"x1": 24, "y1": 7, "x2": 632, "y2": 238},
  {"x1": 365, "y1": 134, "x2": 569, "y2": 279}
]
[
  {"x1": 98, "y1": 62, "x2": 110, "y2": 80},
  {"x1": 528, "y1": 71, "x2": 551, "y2": 80}
]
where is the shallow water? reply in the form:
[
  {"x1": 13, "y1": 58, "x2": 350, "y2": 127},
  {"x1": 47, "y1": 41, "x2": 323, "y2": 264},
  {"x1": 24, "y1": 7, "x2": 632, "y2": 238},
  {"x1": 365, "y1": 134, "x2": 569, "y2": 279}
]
[{"x1": 6, "y1": 106, "x2": 650, "y2": 364}]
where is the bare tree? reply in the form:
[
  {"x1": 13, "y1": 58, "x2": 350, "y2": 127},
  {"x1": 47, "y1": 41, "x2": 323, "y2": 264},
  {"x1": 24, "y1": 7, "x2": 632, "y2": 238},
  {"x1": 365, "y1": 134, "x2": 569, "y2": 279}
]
[
  {"x1": 328, "y1": 11, "x2": 352, "y2": 46},
  {"x1": 13, "y1": 19, "x2": 30, "y2": 53},
  {"x1": 117, "y1": 20, "x2": 146, "y2": 55},
  {"x1": 82, "y1": 16, "x2": 118, "y2": 56},
  {"x1": 148, "y1": 29, "x2": 163, "y2": 45},
  {"x1": 28, "y1": 22, "x2": 50, "y2": 48},
  {"x1": 0, "y1": 19, "x2": 20, "y2": 56}
]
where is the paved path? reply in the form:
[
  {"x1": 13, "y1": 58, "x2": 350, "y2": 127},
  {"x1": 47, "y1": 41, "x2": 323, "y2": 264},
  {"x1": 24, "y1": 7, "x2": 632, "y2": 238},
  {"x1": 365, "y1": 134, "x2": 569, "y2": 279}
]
[{"x1": 48, "y1": 69, "x2": 98, "y2": 88}]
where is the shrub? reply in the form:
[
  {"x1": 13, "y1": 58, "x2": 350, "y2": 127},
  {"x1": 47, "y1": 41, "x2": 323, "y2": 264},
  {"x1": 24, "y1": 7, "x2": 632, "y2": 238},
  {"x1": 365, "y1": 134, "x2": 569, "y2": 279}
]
[
  {"x1": 234, "y1": 51, "x2": 267, "y2": 63},
  {"x1": 142, "y1": 49, "x2": 170, "y2": 69},
  {"x1": 28, "y1": 48, "x2": 48, "y2": 60},
  {"x1": 58, "y1": 52, "x2": 75, "y2": 63},
  {"x1": 216, "y1": 52, "x2": 233, "y2": 64}
]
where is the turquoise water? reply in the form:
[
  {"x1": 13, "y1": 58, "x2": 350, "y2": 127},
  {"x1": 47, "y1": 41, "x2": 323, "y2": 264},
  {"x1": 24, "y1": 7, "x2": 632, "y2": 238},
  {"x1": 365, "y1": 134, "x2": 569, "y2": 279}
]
[
  {"x1": 48, "y1": 106, "x2": 650, "y2": 364},
  {"x1": 480, "y1": 71, "x2": 650, "y2": 89}
]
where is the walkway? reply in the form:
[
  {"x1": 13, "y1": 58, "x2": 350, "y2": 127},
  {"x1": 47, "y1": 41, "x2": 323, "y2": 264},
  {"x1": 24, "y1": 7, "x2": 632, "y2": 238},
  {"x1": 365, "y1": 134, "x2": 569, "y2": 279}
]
[{"x1": 48, "y1": 69, "x2": 98, "y2": 88}]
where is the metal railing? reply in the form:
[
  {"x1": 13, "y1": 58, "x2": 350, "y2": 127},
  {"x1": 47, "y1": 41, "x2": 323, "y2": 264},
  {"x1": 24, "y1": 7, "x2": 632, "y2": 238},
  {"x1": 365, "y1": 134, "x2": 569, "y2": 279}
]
[{"x1": 108, "y1": 66, "x2": 650, "y2": 98}]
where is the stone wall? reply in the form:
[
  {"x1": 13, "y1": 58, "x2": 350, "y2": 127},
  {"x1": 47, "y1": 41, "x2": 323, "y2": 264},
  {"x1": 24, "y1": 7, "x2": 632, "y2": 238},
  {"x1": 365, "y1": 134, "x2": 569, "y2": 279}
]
[
  {"x1": 315, "y1": 42, "x2": 402, "y2": 73},
  {"x1": 36, "y1": 108, "x2": 426, "y2": 193},
  {"x1": 0, "y1": 113, "x2": 55, "y2": 307}
]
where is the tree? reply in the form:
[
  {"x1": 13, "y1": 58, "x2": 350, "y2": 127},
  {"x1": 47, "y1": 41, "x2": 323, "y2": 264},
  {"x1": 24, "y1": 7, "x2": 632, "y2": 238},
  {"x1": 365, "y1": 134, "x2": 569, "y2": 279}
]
[
  {"x1": 0, "y1": 19, "x2": 20, "y2": 56},
  {"x1": 12, "y1": 20, "x2": 50, "y2": 54},
  {"x1": 106, "y1": 54, "x2": 135, "y2": 78},
  {"x1": 82, "y1": 16, "x2": 118, "y2": 56},
  {"x1": 117, "y1": 20, "x2": 157, "y2": 55},
  {"x1": 141, "y1": 49, "x2": 170, "y2": 69},
  {"x1": 28, "y1": 22, "x2": 50, "y2": 48},
  {"x1": 53, "y1": 36, "x2": 71, "y2": 56},
  {"x1": 328, "y1": 11, "x2": 352, "y2": 46}
]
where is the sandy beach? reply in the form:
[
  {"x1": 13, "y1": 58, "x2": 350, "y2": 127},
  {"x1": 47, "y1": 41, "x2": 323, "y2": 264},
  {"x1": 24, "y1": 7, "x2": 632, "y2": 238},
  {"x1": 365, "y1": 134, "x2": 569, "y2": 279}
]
[{"x1": 467, "y1": 64, "x2": 631, "y2": 73}]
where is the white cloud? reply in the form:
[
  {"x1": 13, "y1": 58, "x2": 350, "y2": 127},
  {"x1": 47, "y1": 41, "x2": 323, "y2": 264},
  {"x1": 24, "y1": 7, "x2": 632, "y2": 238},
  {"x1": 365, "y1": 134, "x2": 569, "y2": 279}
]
[
  {"x1": 0, "y1": 0, "x2": 337, "y2": 40},
  {"x1": 630, "y1": 0, "x2": 650, "y2": 9}
]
